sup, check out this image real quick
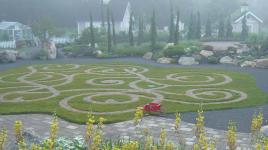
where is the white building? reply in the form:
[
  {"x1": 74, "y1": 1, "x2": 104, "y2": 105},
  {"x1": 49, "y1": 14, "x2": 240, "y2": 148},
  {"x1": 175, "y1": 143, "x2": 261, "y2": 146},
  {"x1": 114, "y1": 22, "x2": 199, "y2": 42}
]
[
  {"x1": 0, "y1": 21, "x2": 33, "y2": 41},
  {"x1": 232, "y1": 2, "x2": 263, "y2": 34},
  {"x1": 77, "y1": 1, "x2": 131, "y2": 36}
]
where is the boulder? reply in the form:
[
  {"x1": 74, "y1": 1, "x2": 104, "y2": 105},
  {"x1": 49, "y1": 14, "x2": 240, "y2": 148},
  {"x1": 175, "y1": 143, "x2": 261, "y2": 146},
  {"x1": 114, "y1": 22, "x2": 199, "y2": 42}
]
[
  {"x1": 157, "y1": 57, "x2": 172, "y2": 64},
  {"x1": 0, "y1": 50, "x2": 18, "y2": 63},
  {"x1": 200, "y1": 50, "x2": 214, "y2": 57},
  {"x1": 44, "y1": 41, "x2": 57, "y2": 60},
  {"x1": 143, "y1": 52, "x2": 153, "y2": 60},
  {"x1": 260, "y1": 126, "x2": 268, "y2": 137},
  {"x1": 220, "y1": 56, "x2": 236, "y2": 65},
  {"x1": 164, "y1": 43, "x2": 175, "y2": 50},
  {"x1": 178, "y1": 56, "x2": 199, "y2": 65},
  {"x1": 255, "y1": 58, "x2": 268, "y2": 68},
  {"x1": 240, "y1": 61, "x2": 256, "y2": 68}
]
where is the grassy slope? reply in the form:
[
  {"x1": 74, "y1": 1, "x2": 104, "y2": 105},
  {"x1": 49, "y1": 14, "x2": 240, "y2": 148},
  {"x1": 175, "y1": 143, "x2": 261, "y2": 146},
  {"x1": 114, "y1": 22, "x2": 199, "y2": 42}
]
[{"x1": 0, "y1": 62, "x2": 267, "y2": 124}]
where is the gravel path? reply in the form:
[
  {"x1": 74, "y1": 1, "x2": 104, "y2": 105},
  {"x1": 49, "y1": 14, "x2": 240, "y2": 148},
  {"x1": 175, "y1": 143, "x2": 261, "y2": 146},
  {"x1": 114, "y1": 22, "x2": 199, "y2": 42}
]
[{"x1": 0, "y1": 57, "x2": 268, "y2": 133}]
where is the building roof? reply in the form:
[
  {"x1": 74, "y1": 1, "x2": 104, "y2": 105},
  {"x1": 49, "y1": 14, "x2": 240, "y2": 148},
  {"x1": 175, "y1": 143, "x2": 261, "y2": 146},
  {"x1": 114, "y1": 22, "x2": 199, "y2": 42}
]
[
  {"x1": 232, "y1": 10, "x2": 263, "y2": 23},
  {"x1": 234, "y1": 11, "x2": 263, "y2": 23},
  {"x1": 0, "y1": 21, "x2": 30, "y2": 30}
]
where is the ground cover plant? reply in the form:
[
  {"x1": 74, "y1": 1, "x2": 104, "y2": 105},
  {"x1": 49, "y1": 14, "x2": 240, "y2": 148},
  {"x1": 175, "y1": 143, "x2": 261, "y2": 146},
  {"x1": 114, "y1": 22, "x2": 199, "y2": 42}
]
[{"x1": 0, "y1": 63, "x2": 267, "y2": 123}]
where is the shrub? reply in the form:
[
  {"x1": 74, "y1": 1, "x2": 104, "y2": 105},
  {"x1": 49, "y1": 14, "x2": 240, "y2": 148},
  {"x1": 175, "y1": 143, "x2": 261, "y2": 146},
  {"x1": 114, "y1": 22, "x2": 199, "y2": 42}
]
[
  {"x1": 114, "y1": 44, "x2": 151, "y2": 57},
  {"x1": 63, "y1": 44, "x2": 93, "y2": 57},
  {"x1": 207, "y1": 56, "x2": 219, "y2": 64},
  {"x1": 152, "y1": 51, "x2": 164, "y2": 60},
  {"x1": 163, "y1": 45, "x2": 186, "y2": 58},
  {"x1": 261, "y1": 37, "x2": 268, "y2": 52}
]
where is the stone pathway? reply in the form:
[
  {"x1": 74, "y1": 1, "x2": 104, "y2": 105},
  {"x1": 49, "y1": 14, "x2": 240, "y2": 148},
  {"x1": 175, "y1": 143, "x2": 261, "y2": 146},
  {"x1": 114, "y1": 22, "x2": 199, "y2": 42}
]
[{"x1": 0, "y1": 114, "x2": 253, "y2": 149}]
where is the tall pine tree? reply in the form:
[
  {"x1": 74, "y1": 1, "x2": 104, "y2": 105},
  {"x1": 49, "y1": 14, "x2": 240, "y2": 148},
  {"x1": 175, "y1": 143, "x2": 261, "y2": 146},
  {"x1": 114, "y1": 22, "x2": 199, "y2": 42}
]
[
  {"x1": 137, "y1": 15, "x2": 144, "y2": 46},
  {"x1": 241, "y1": 15, "x2": 249, "y2": 41},
  {"x1": 89, "y1": 12, "x2": 95, "y2": 49},
  {"x1": 174, "y1": 10, "x2": 180, "y2": 45},
  {"x1": 107, "y1": 7, "x2": 112, "y2": 52},
  {"x1": 100, "y1": 0, "x2": 105, "y2": 28},
  {"x1": 128, "y1": 11, "x2": 134, "y2": 46},
  {"x1": 226, "y1": 16, "x2": 233, "y2": 40},
  {"x1": 168, "y1": 0, "x2": 175, "y2": 43},
  {"x1": 188, "y1": 13, "x2": 195, "y2": 40},
  {"x1": 218, "y1": 18, "x2": 225, "y2": 39},
  {"x1": 111, "y1": 11, "x2": 116, "y2": 46},
  {"x1": 150, "y1": 10, "x2": 157, "y2": 51},
  {"x1": 205, "y1": 16, "x2": 212, "y2": 38},
  {"x1": 195, "y1": 11, "x2": 201, "y2": 39}
]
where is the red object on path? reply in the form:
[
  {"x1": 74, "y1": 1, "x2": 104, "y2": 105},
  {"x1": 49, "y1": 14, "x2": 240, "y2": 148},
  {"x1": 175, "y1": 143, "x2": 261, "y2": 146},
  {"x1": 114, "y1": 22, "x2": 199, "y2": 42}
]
[{"x1": 143, "y1": 102, "x2": 162, "y2": 113}]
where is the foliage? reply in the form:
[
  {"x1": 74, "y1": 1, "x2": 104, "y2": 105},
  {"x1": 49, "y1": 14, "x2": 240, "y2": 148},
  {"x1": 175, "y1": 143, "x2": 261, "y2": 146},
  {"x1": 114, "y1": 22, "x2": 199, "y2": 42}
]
[
  {"x1": 227, "y1": 121, "x2": 237, "y2": 150},
  {"x1": 133, "y1": 107, "x2": 143, "y2": 126},
  {"x1": 114, "y1": 44, "x2": 151, "y2": 57},
  {"x1": 163, "y1": 45, "x2": 186, "y2": 58},
  {"x1": 107, "y1": 7, "x2": 112, "y2": 52},
  {"x1": 168, "y1": 1, "x2": 175, "y2": 43},
  {"x1": 204, "y1": 17, "x2": 212, "y2": 38},
  {"x1": 129, "y1": 12, "x2": 134, "y2": 46},
  {"x1": 241, "y1": 15, "x2": 249, "y2": 41},
  {"x1": 111, "y1": 12, "x2": 117, "y2": 46},
  {"x1": 150, "y1": 10, "x2": 157, "y2": 51},
  {"x1": 63, "y1": 44, "x2": 93, "y2": 56},
  {"x1": 226, "y1": 17, "x2": 233, "y2": 39},
  {"x1": 195, "y1": 12, "x2": 201, "y2": 39},
  {"x1": 0, "y1": 127, "x2": 7, "y2": 150},
  {"x1": 174, "y1": 10, "x2": 180, "y2": 45},
  {"x1": 261, "y1": 37, "x2": 268, "y2": 52},
  {"x1": 32, "y1": 17, "x2": 54, "y2": 42},
  {"x1": 90, "y1": 12, "x2": 96, "y2": 49},
  {"x1": 187, "y1": 13, "x2": 195, "y2": 40},
  {"x1": 137, "y1": 16, "x2": 144, "y2": 46},
  {"x1": 207, "y1": 56, "x2": 219, "y2": 64},
  {"x1": 218, "y1": 18, "x2": 225, "y2": 39}
]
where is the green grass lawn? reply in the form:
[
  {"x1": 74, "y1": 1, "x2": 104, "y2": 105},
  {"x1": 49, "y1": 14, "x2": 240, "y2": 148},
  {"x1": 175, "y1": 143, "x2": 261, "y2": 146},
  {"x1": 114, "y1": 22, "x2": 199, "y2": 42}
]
[{"x1": 0, "y1": 62, "x2": 267, "y2": 124}]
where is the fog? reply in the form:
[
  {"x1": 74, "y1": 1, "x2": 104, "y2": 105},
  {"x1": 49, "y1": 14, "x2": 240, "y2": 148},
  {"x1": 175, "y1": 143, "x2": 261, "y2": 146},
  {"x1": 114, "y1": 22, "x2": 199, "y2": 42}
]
[{"x1": 0, "y1": 0, "x2": 267, "y2": 27}]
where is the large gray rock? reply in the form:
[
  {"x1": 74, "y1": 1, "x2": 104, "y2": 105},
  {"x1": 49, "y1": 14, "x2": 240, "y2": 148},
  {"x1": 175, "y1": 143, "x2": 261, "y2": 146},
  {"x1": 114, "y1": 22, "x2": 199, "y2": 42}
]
[
  {"x1": 220, "y1": 56, "x2": 236, "y2": 65},
  {"x1": 44, "y1": 41, "x2": 57, "y2": 60},
  {"x1": 240, "y1": 61, "x2": 256, "y2": 68},
  {"x1": 178, "y1": 57, "x2": 199, "y2": 65},
  {"x1": 157, "y1": 57, "x2": 172, "y2": 64},
  {"x1": 0, "y1": 50, "x2": 18, "y2": 63},
  {"x1": 255, "y1": 58, "x2": 268, "y2": 68},
  {"x1": 260, "y1": 125, "x2": 268, "y2": 137},
  {"x1": 200, "y1": 50, "x2": 214, "y2": 57},
  {"x1": 143, "y1": 52, "x2": 153, "y2": 60}
]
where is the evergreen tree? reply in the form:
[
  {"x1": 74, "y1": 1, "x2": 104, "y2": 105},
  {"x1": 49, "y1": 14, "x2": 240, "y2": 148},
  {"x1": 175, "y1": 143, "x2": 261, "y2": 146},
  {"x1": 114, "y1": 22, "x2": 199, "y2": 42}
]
[
  {"x1": 89, "y1": 12, "x2": 95, "y2": 49},
  {"x1": 137, "y1": 15, "x2": 144, "y2": 46},
  {"x1": 218, "y1": 18, "x2": 225, "y2": 39},
  {"x1": 226, "y1": 16, "x2": 233, "y2": 40},
  {"x1": 195, "y1": 11, "x2": 201, "y2": 39},
  {"x1": 168, "y1": 0, "x2": 175, "y2": 43},
  {"x1": 100, "y1": 0, "x2": 105, "y2": 28},
  {"x1": 174, "y1": 10, "x2": 180, "y2": 45},
  {"x1": 150, "y1": 10, "x2": 157, "y2": 51},
  {"x1": 111, "y1": 12, "x2": 116, "y2": 46},
  {"x1": 205, "y1": 17, "x2": 212, "y2": 38},
  {"x1": 241, "y1": 15, "x2": 249, "y2": 41},
  {"x1": 187, "y1": 13, "x2": 195, "y2": 40},
  {"x1": 129, "y1": 11, "x2": 134, "y2": 46},
  {"x1": 107, "y1": 7, "x2": 112, "y2": 52}
]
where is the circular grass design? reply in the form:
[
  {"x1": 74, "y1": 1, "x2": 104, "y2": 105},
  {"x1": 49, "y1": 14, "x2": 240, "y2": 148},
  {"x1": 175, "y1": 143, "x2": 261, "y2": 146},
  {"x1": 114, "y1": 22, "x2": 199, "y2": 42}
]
[{"x1": 0, "y1": 63, "x2": 267, "y2": 123}]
